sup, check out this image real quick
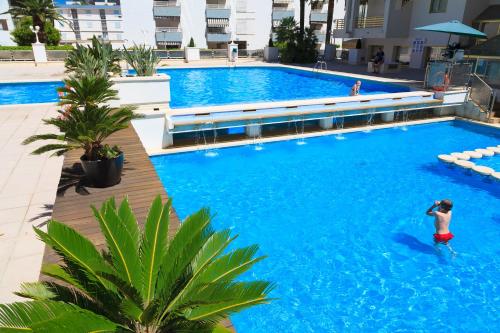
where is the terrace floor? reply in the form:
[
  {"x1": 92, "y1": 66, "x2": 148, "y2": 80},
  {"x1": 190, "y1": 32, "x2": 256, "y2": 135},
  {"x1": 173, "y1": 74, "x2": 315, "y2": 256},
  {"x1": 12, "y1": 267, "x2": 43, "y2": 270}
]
[{"x1": 0, "y1": 104, "x2": 63, "y2": 303}]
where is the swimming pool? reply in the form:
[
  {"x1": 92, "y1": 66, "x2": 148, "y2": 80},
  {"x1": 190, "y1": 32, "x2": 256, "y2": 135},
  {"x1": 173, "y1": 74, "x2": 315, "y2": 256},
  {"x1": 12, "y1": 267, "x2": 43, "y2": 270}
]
[
  {"x1": 0, "y1": 81, "x2": 61, "y2": 105},
  {"x1": 475, "y1": 154, "x2": 500, "y2": 171},
  {"x1": 151, "y1": 120, "x2": 499, "y2": 332},
  {"x1": 158, "y1": 67, "x2": 410, "y2": 108}
]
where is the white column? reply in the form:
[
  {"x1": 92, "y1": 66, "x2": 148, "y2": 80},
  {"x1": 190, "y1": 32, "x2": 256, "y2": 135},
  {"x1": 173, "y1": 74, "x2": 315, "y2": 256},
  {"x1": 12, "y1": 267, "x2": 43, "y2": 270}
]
[
  {"x1": 381, "y1": 111, "x2": 395, "y2": 122},
  {"x1": 32, "y1": 43, "x2": 47, "y2": 63},
  {"x1": 319, "y1": 117, "x2": 334, "y2": 129},
  {"x1": 245, "y1": 124, "x2": 262, "y2": 138},
  {"x1": 162, "y1": 116, "x2": 173, "y2": 148}
]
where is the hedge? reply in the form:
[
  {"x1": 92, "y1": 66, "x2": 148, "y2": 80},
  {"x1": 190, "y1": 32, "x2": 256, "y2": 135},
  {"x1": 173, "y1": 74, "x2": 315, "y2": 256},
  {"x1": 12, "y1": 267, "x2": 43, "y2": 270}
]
[{"x1": 0, "y1": 45, "x2": 74, "y2": 50}]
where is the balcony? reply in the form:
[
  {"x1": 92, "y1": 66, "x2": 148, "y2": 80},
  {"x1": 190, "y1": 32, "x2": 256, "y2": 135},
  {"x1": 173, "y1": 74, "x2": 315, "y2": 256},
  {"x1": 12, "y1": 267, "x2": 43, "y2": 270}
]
[
  {"x1": 155, "y1": 28, "x2": 182, "y2": 43},
  {"x1": 206, "y1": 4, "x2": 231, "y2": 19},
  {"x1": 272, "y1": 10, "x2": 294, "y2": 21},
  {"x1": 206, "y1": 32, "x2": 231, "y2": 42},
  {"x1": 153, "y1": 1, "x2": 180, "y2": 17},
  {"x1": 310, "y1": 11, "x2": 327, "y2": 23}
]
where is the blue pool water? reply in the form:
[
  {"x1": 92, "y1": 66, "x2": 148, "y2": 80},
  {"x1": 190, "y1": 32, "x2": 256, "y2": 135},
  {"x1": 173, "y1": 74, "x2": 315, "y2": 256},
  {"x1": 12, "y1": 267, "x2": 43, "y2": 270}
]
[
  {"x1": 158, "y1": 67, "x2": 410, "y2": 108},
  {"x1": 475, "y1": 154, "x2": 500, "y2": 171},
  {"x1": 151, "y1": 121, "x2": 500, "y2": 332},
  {"x1": 0, "y1": 81, "x2": 61, "y2": 105}
]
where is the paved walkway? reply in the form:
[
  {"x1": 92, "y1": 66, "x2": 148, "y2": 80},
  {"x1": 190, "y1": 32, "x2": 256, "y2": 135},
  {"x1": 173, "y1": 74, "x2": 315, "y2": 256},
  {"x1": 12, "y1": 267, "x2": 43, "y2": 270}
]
[{"x1": 0, "y1": 104, "x2": 63, "y2": 303}]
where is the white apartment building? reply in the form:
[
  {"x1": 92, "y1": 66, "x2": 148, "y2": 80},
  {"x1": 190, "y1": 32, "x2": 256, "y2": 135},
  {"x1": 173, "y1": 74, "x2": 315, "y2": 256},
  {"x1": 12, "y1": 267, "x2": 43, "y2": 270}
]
[
  {"x1": 121, "y1": 0, "x2": 345, "y2": 50},
  {"x1": 332, "y1": 0, "x2": 500, "y2": 68},
  {"x1": 0, "y1": 0, "x2": 15, "y2": 46},
  {"x1": 56, "y1": 1, "x2": 124, "y2": 48}
]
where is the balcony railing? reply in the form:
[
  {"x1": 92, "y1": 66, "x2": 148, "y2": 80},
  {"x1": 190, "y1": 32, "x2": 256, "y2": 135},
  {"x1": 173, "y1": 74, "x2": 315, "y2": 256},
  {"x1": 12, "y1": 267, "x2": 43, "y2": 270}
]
[
  {"x1": 153, "y1": 1, "x2": 181, "y2": 16},
  {"x1": 206, "y1": 32, "x2": 231, "y2": 42},
  {"x1": 155, "y1": 28, "x2": 182, "y2": 42},
  {"x1": 310, "y1": 11, "x2": 327, "y2": 23},
  {"x1": 206, "y1": 4, "x2": 231, "y2": 19},
  {"x1": 272, "y1": 10, "x2": 294, "y2": 21},
  {"x1": 354, "y1": 16, "x2": 384, "y2": 29},
  {"x1": 153, "y1": 1, "x2": 178, "y2": 6},
  {"x1": 332, "y1": 19, "x2": 345, "y2": 30},
  {"x1": 313, "y1": 30, "x2": 326, "y2": 43}
]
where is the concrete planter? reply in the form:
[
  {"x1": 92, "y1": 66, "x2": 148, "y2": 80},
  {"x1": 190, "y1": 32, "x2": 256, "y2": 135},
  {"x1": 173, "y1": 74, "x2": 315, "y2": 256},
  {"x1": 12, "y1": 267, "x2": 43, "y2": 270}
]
[
  {"x1": 323, "y1": 44, "x2": 336, "y2": 61},
  {"x1": 184, "y1": 47, "x2": 200, "y2": 62},
  {"x1": 264, "y1": 46, "x2": 279, "y2": 62},
  {"x1": 111, "y1": 75, "x2": 171, "y2": 107},
  {"x1": 348, "y1": 49, "x2": 364, "y2": 65}
]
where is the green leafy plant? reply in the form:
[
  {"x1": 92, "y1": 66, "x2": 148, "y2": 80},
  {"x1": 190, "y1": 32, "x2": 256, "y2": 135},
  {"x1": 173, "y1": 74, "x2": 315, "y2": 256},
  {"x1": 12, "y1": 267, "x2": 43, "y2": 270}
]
[
  {"x1": 268, "y1": 35, "x2": 274, "y2": 47},
  {"x1": 23, "y1": 75, "x2": 139, "y2": 160},
  {"x1": 0, "y1": 45, "x2": 73, "y2": 50},
  {"x1": 122, "y1": 44, "x2": 160, "y2": 76},
  {"x1": 10, "y1": 16, "x2": 61, "y2": 46},
  {"x1": 65, "y1": 36, "x2": 121, "y2": 77},
  {"x1": 3, "y1": 0, "x2": 64, "y2": 44},
  {"x1": 0, "y1": 196, "x2": 273, "y2": 332},
  {"x1": 188, "y1": 37, "x2": 196, "y2": 47},
  {"x1": 275, "y1": 17, "x2": 318, "y2": 63}
]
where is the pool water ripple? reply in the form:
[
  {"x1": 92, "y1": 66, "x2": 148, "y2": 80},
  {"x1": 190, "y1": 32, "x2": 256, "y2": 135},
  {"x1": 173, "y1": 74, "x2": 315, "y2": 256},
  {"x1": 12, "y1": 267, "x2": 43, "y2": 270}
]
[{"x1": 151, "y1": 121, "x2": 499, "y2": 332}]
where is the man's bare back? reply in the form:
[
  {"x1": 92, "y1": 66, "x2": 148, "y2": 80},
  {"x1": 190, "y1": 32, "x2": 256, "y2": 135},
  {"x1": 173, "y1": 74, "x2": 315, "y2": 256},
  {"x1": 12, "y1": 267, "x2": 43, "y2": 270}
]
[{"x1": 426, "y1": 200, "x2": 454, "y2": 243}]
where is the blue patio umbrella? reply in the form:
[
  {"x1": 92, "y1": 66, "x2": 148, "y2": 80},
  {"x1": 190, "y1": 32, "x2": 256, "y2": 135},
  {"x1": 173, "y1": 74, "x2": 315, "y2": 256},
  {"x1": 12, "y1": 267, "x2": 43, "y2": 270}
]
[{"x1": 415, "y1": 20, "x2": 487, "y2": 45}]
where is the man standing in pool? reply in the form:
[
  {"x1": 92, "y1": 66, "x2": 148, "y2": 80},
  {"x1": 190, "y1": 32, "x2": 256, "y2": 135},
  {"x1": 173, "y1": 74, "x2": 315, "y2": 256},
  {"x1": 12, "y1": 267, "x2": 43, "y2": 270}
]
[
  {"x1": 350, "y1": 80, "x2": 361, "y2": 96},
  {"x1": 426, "y1": 199, "x2": 455, "y2": 253}
]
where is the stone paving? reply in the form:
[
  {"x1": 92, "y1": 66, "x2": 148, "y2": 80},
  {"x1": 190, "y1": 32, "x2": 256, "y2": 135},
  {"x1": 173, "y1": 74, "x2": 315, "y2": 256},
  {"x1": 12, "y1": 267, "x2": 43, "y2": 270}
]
[{"x1": 0, "y1": 104, "x2": 62, "y2": 303}]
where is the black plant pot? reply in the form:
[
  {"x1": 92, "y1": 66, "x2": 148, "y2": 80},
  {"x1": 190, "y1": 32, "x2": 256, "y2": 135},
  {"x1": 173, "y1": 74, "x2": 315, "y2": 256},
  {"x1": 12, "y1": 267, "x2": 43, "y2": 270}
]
[{"x1": 80, "y1": 153, "x2": 124, "y2": 188}]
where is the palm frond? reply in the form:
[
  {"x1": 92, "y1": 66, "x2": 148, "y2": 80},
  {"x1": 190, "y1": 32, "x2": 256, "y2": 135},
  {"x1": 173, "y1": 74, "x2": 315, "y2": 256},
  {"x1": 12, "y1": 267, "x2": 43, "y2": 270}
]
[
  {"x1": 140, "y1": 196, "x2": 171, "y2": 305},
  {"x1": 0, "y1": 300, "x2": 122, "y2": 332},
  {"x1": 92, "y1": 198, "x2": 142, "y2": 292},
  {"x1": 14, "y1": 282, "x2": 56, "y2": 301},
  {"x1": 34, "y1": 221, "x2": 116, "y2": 292}
]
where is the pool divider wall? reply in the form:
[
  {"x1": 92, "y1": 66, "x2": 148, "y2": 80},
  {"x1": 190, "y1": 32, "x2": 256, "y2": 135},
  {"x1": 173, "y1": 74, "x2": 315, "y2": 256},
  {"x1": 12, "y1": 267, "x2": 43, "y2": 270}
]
[{"x1": 110, "y1": 75, "x2": 171, "y2": 108}]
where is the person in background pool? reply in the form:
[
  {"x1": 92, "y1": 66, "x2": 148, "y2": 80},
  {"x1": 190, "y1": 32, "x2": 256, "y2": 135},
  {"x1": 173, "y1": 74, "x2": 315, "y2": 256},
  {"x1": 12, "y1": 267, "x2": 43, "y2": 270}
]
[
  {"x1": 426, "y1": 199, "x2": 455, "y2": 254},
  {"x1": 350, "y1": 80, "x2": 361, "y2": 96}
]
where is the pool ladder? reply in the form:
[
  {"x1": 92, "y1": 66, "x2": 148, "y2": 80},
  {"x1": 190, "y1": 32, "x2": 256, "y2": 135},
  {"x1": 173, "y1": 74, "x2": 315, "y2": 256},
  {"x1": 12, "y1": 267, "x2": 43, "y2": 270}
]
[{"x1": 313, "y1": 57, "x2": 327, "y2": 72}]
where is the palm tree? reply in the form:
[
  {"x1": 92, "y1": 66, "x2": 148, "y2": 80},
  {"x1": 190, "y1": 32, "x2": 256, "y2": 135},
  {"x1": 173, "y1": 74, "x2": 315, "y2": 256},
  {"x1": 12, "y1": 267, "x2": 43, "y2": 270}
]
[
  {"x1": 299, "y1": 0, "x2": 306, "y2": 34},
  {"x1": 0, "y1": 196, "x2": 273, "y2": 332},
  {"x1": 23, "y1": 75, "x2": 138, "y2": 160},
  {"x1": 325, "y1": 0, "x2": 335, "y2": 46},
  {"x1": 122, "y1": 44, "x2": 160, "y2": 77},
  {"x1": 65, "y1": 36, "x2": 122, "y2": 77},
  {"x1": 3, "y1": 0, "x2": 62, "y2": 43}
]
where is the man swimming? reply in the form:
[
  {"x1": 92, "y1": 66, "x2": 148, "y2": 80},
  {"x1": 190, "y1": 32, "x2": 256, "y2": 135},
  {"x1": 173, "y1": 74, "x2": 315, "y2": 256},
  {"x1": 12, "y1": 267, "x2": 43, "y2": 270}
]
[{"x1": 426, "y1": 199, "x2": 453, "y2": 244}]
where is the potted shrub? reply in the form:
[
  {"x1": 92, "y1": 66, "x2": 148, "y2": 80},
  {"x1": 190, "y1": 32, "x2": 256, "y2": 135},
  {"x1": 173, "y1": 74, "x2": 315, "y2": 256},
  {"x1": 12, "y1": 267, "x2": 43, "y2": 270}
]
[
  {"x1": 184, "y1": 37, "x2": 200, "y2": 62},
  {"x1": 347, "y1": 39, "x2": 364, "y2": 65},
  {"x1": 0, "y1": 196, "x2": 273, "y2": 332},
  {"x1": 122, "y1": 43, "x2": 160, "y2": 76},
  {"x1": 264, "y1": 34, "x2": 279, "y2": 62},
  {"x1": 23, "y1": 75, "x2": 140, "y2": 187}
]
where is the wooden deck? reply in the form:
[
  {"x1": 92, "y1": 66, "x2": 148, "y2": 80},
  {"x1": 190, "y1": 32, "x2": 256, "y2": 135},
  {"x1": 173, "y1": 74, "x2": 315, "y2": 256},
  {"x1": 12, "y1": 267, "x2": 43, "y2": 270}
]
[{"x1": 42, "y1": 124, "x2": 235, "y2": 331}]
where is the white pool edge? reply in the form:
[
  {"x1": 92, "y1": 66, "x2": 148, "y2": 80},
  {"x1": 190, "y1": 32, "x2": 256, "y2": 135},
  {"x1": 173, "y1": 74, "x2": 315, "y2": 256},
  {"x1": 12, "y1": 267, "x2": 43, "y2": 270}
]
[{"x1": 147, "y1": 116, "x2": 458, "y2": 156}]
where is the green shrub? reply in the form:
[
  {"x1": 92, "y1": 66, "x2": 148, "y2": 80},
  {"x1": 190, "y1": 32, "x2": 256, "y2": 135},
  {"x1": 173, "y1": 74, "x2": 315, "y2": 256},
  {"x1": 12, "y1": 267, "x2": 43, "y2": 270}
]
[
  {"x1": 11, "y1": 17, "x2": 60, "y2": 46},
  {"x1": 275, "y1": 17, "x2": 318, "y2": 63},
  {"x1": 65, "y1": 36, "x2": 121, "y2": 77},
  {"x1": 188, "y1": 37, "x2": 195, "y2": 47},
  {"x1": 122, "y1": 43, "x2": 159, "y2": 76}
]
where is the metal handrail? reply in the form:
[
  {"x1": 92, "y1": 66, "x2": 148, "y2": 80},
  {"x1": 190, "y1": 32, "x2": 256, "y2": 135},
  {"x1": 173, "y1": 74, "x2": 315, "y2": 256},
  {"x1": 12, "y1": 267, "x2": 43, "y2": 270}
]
[
  {"x1": 354, "y1": 16, "x2": 384, "y2": 28},
  {"x1": 469, "y1": 73, "x2": 496, "y2": 115}
]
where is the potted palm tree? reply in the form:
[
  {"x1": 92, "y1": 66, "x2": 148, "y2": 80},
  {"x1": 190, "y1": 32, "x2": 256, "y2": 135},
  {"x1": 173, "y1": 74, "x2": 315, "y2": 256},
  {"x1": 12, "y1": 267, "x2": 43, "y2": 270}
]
[
  {"x1": 185, "y1": 37, "x2": 200, "y2": 62},
  {"x1": 23, "y1": 75, "x2": 140, "y2": 187},
  {"x1": 122, "y1": 43, "x2": 160, "y2": 76},
  {"x1": 0, "y1": 196, "x2": 273, "y2": 332},
  {"x1": 264, "y1": 34, "x2": 279, "y2": 62}
]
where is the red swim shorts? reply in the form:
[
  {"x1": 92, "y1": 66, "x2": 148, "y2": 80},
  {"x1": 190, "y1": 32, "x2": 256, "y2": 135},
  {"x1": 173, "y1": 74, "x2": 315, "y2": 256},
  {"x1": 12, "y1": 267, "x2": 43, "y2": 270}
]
[{"x1": 434, "y1": 233, "x2": 454, "y2": 243}]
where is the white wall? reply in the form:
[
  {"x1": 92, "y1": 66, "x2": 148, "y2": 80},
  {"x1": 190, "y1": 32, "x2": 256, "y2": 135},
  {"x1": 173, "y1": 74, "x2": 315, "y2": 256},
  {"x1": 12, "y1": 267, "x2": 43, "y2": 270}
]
[
  {"x1": 0, "y1": 0, "x2": 15, "y2": 46},
  {"x1": 234, "y1": 0, "x2": 272, "y2": 50},
  {"x1": 121, "y1": 0, "x2": 156, "y2": 47},
  {"x1": 181, "y1": 0, "x2": 207, "y2": 48}
]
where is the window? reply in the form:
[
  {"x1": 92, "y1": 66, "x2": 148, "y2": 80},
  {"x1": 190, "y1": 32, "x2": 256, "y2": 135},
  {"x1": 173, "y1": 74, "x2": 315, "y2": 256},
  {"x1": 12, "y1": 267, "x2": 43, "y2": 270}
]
[
  {"x1": 0, "y1": 19, "x2": 8, "y2": 31},
  {"x1": 429, "y1": 0, "x2": 447, "y2": 13},
  {"x1": 113, "y1": 10, "x2": 120, "y2": 15},
  {"x1": 114, "y1": 21, "x2": 121, "y2": 29}
]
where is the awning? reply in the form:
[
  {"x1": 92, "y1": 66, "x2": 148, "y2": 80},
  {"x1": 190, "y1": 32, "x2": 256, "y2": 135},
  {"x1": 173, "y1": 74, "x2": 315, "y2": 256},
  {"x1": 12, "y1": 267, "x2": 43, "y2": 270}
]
[
  {"x1": 157, "y1": 41, "x2": 181, "y2": 46},
  {"x1": 207, "y1": 18, "x2": 229, "y2": 27}
]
